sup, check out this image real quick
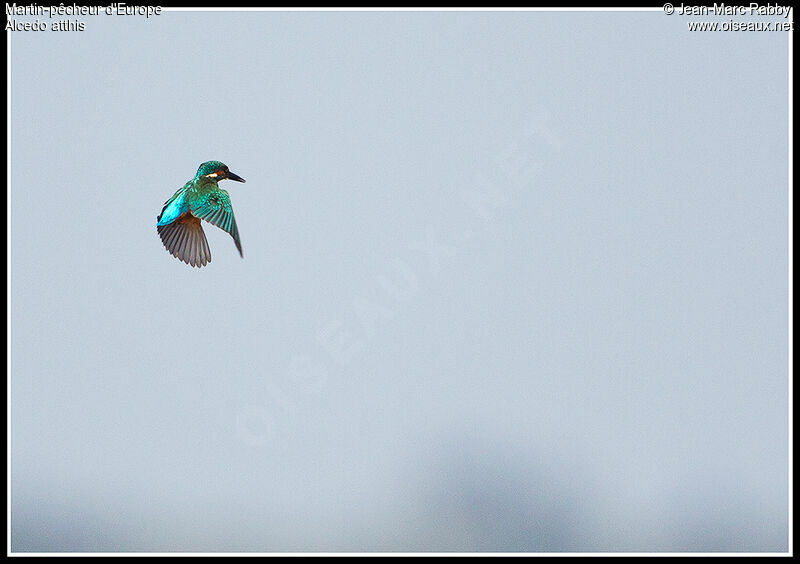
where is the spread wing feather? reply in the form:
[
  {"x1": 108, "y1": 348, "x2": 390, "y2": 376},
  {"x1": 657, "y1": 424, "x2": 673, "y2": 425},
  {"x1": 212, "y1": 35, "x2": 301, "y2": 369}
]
[
  {"x1": 189, "y1": 190, "x2": 243, "y2": 257},
  {"x1": 157, "y1": 215, "x2": 212, "y2": 268}
]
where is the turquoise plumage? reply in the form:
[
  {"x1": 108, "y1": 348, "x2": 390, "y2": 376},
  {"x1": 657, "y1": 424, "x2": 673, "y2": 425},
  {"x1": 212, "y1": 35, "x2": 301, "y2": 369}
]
[{"x1": 157, "y1": 161, "x2": 245, "y2": 267}]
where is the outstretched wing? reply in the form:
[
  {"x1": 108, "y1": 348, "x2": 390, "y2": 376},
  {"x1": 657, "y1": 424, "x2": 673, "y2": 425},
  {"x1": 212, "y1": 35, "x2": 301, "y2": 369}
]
[
  {"x1": 189, "y1": 189, "x2": 243, "y2": 257},
  {"x1": 157, "y1": 213, "x2": 212, "y2": 268}
]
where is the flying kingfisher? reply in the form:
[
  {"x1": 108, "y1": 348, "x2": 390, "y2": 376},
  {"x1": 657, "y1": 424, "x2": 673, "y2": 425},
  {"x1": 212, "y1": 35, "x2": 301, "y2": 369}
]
[{"x1": 157, "y1": 161, "x2": 245, "y2": 268}]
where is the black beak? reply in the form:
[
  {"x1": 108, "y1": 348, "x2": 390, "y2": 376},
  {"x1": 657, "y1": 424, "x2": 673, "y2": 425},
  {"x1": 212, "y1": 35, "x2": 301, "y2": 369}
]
[{"x1": 226, "y1": 170, "x2": 246, "y2": 183}]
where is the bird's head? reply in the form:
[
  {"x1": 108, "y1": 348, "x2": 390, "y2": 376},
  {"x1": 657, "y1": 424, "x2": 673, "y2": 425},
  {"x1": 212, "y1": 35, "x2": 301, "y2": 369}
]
[{"x1": 196, "y1": 161, "x2": 246, "y2": 183}]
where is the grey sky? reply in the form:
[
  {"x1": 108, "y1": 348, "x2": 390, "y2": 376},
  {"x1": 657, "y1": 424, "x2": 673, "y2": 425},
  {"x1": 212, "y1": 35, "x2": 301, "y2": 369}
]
[{"x1": 10, "y1": 9, "x2": 790, "y2": 553}]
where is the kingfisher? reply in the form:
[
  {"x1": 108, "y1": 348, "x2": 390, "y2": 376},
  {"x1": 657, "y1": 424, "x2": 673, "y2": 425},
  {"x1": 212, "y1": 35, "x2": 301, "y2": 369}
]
[{"x1": 157, "y1": 161, "x2": 245, "y2": 268}]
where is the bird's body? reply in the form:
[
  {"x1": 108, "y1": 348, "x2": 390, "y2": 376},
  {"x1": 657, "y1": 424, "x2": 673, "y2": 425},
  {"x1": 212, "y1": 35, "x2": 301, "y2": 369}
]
[{"x1": 157, "y1": 161, "x2": 245, "y2": 267}]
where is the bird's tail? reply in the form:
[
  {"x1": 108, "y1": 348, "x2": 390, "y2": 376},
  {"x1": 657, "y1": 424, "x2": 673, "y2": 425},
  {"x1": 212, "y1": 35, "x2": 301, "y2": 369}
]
[{"x1": 157, "y1": 215, "x2": 212, "y2": 268}]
